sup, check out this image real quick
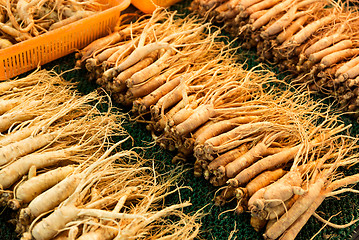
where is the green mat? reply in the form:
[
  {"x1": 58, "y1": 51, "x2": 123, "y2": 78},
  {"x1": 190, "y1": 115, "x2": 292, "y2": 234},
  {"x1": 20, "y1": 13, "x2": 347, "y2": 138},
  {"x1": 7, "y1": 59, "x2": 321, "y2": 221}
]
[{"x1": 1, "y1": 1, "x2": 359, "y2": 240}]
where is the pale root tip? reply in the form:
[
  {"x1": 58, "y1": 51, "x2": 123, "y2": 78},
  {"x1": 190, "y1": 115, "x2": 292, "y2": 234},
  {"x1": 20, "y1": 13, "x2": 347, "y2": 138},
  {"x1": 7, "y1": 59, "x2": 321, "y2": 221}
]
[
  {"x1": 126, "y1": 79, "x2": 133, "y2": 88},
  {"x1": 146, "y1": 124, "x2": 153, "y2": 131},
  {"x1": 292, "y1": 186, "x2": 306, "y2": 195},
  {"x1": 214, "y1": 196, "x2": 225, "y2": 207},
  {"x1": 168, "y1": 144, "x2": 176, "y2": 152},
  {"x1": 335, "y1": 77, "x2": 343, "y2": 84},
  {"x1": 183, "y1": 138, "x2": 195, "y2": 149},
  {"x1": 0, "y1": 192, "x2": 12, "y2": 206},
  {"x1": 194, "y1": 171, "x2": 202, "y2": 178},
  {"x1": 228, "y1": 179, "x2": 238, "y2": 188},
  {"x1": 153, "y1": 123, "x2": 163, "y2": 133},
  {"x1": 235, "y1": 204, "x2": 244, "y2": 215},
  {"x1": 102, "y1": 72, "x2": 112, "y2": 82},
  {"x1": 172, "y1": 155, "x2": 186, "y2": 164},
  {"x1": 8, "y1": 199, "x2": 21, "y2": 210},
  {"x1": 19, "y1": 208, "x2": 31, "y2": 225},
  {"x1": 217, "y1": 166, "x2": 225, "y2": 177},
  {"x1": 96, "y1": 77, "x2": 104, "y2": 85},
  {"x1": 262, "y1": 233, "x2": 271, "y2": 240},
  {"x1": 125, "y1": 91, "x2": 133, "y2": 100},
  {"x1": 74, "y1": 52, "x2": 81, "y2": 59},
  {"x1": 20, "y1": 232, "x2": 32, "y2": 240},
  {"x1": 298, "y1": 54, "x2": 305, "y2": 65},
  {"x1": 139, "y1": 105, "x2": 147, "y2": 114},
  {"x1": 151, "y1": 105, "x2": 160, "y2": 118},
  {"x1": 253, "y1": 199, "x2": 265, "y2": 211},
  {"x1": 238, "y1": 5, "x2": 245, "y2": 12},
  {"x1": 168, "y1": 119, "x2": 174, "y2": 127},
  {"x1": 85, "y1": 59, "x2": 97, "y2": 72},
  {"x1": 203, "y1": 170, "x2": 210, "y2": 180},
  {"x1": 337, "y1": 74, "x2": 346, "y2": 83},
  {"x1": 193, "y1": 145, "x2": 203, "y2": 155},
  {"x1": 235, "y1": 188, "x2": 245, "y2": 200},
  {"x1": 260, "y1": 32, "x2": 269, "y2": 39},
  {"x1": 75, "y1": 60, "x2": 82, "y2": 68},
  {"x1": 159, "y1": 142, "x2": 167, "y2": 149}
]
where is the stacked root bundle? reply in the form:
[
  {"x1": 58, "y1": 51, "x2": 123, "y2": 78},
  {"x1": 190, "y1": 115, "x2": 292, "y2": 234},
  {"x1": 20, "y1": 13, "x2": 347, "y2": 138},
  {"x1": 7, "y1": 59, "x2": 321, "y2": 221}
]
[
  {"x1": 0, "y1": 69, "x2": 124, "y2": 232},
  {"x1": 0, "y1": 69, "x2": 200, "y2": 240},
  {"x1": 75, "y1": 9, "x2": 227, "y2": 108},
  {"x1": 0, "y1": 0, "x2": 107, "y2": 48},
  {"x1": 20, "y1": 150, "x2": 200, "y2": 240},
  {"x1": 191, "y1": 0, "x2": 359, "y2": 118},
  {"x1": 77, "y1": 9, "x2": 359, "y2": 239},
  {"x1": 214, "y1": 120, "x2": 359, "y2": 239}
]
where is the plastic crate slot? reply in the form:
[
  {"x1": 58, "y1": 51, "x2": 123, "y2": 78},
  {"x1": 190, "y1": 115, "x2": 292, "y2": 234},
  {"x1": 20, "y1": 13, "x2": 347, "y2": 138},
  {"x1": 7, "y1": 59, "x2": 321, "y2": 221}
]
[
  {"x1": 53, "y1": 41, "x2": 57, "y2": 57},
  {"x1": 19, "y1": 53, "x2": 24, "y2": 74},
  {"x1": 61, "y1": 36, "x2": 65, "y2": 52},
  {"x1": 43, "y1": 44, "x2": 48, "y2": 63},
  {"x1": 35, "y1": 46, "x2": 39, "y2": 66},
  {"x1": 4, "y1": 59, "x2": 8, "y2": 78},
  {"x1": 50, "y1": 42, "x2": 54, "y2": 60},
  {"x1": 15, "y1": 53, "x2": 20, "y2": 71},
  {"x1": 82, "y1": 32, "x2": 88, "y2": 48},
  {"x1": 19, "y1": 52, "x2": 24, "y2": 70},
  {"x1": 4, "y1": 59, "x2": 8, "y2": 77},
  {"x1": 31, "y1": 48, "x2": 37, "y2": 69},
  {"x1": 1, "y1": 59, "x2": 5, "y2": 77},
  {"x1": 99, "y1": 21, "x2": 104, "y2": 34},
  {"x1": 24, "y1": 51, "x2": 30, "y2": 70},
  {"x1": 47, "y1": 43, "x2": 51, "y2": 62},
  {"x1": 22, "y1": 52, "x2": 27, "y2": 72},
  {"x1": 66, "y1": 34, "x2": 71, "y2": 51},
  {"x1": 76, "y1": 34, "x2": 80, "y2": 49},
  {"x1": 6, "y1": 58, "x2": 11, "y2": 77},
  {"x1": 23, "y1": 51, "x2": 28, "y2": 70},
  {"x1": 58, "y1": 40, "x2": 61, "y2": 54},
  {"x1": 11, "y1": 56, "x2": 15, "y2": 73},
  {"x1": 90, "y1": 27, "x2": 96, "y2": 43},
  {"x1": 85, "y1": 30, "x2": 90, "y2": 43},
  {"x1": 15, "y1": 53, "x2": 19, "y2": 71},
  {"x1": 6, "y1": 57, "x2": 12, "y2": 77},
  {"x1": 38, "y1": 45, "x2": 42, "y2": 66},
  {"x1": 12, "y1": 55, "x2": 16, "y2": 72},
  {"x1": 49, "y1": 42, "x2": 53, "y2": 60},
  {"x1": 102, "y1": 20, "x2": 108, "y2": 33}
]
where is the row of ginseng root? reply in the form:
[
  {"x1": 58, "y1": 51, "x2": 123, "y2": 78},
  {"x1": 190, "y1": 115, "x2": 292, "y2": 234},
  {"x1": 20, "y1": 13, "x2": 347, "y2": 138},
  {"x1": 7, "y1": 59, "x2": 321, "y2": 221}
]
[
  {"x1": 190, "y1": 0, "x2": 359, "y2": 119},
  {"x1": 76, "y1": 9, "x2": 359, "y2": 240},
  {"x1": 0, "y1": 69, "x2": 200, "y2": 240}
]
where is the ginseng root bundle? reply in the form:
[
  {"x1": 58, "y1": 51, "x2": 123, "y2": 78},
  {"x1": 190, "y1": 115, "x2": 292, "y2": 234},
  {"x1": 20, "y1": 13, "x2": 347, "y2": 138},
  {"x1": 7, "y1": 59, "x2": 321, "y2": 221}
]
[
  {"x1": 0, "y1": 69, "x2": 200, "y2": 240},
  {"x1": 77, "y1": 9, "x2": 359, "y2": 239},
  {"x1": 191, "y1": 0, "x2": 359, "y2": 119},
  {"x1": 19, "y1": 150, "x2": 200, "y2": 240}
]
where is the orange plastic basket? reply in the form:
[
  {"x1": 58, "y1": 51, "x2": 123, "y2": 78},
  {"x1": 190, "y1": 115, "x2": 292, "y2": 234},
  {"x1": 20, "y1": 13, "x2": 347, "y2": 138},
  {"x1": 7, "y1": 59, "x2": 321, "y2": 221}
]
[{"x1": 0, "y1": 0, "x2": 130, "y2": 80}]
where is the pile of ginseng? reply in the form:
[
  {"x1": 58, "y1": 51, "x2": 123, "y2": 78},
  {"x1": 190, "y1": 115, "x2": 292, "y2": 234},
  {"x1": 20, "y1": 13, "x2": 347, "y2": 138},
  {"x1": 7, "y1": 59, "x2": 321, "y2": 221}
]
[
  {"x1": 0, "y1": 69, "x2": 200, "y2": 240},
  {"x1": 0, "y1": 0, "x2": 107, "y2": 49},
  {"x1": 191, "y1": 0, "x2": 359, "y2": 118},
  {"x1": 76, "y1": 9, "x2": 359, "y2": 239}
]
